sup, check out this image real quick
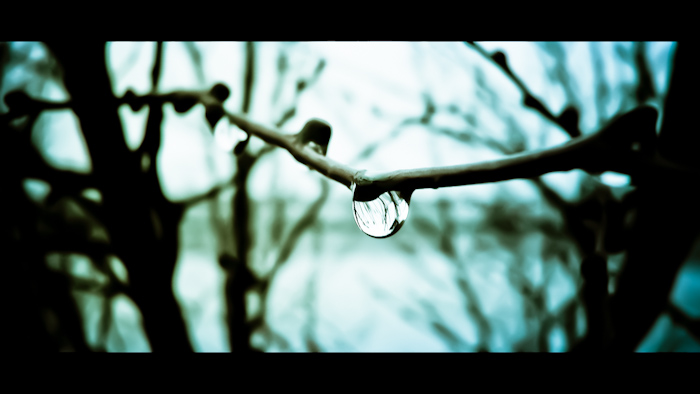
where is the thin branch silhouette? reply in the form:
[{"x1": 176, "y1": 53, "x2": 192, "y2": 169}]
[{"x1": 465, "y1": 42, "x2": 581, "y2": 138}]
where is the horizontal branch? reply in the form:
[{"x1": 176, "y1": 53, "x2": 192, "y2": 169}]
[
  {"x1": 10, "y1": 87, "x2": 697, "y2": 204},
  {"x1": 225, "y1": 112, "x2": 357, "y2": 189},
  {"x1": 128, "y1": 90, "x2": 698, "y2": 202},
  {"x1": 225, "y1": 104, "x2": 696, "y2": 202}
]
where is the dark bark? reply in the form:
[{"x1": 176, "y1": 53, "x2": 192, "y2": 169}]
[
  {"x1": 44, "y1": 42, "x2": 192, "y2": 352},
  {"x1": 225, "y1": 41, "x2": 258, "y2": 353},
  {"x1": 608, "y1": 43, "x2": 700, "y2": 351}
]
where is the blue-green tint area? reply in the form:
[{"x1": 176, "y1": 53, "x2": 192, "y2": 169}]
[
  {"x1": 22, "y1": 178, "x2": 51, "y2": 204},
  {"x1": 637, "y1": 313, "x2": 700, "y2": 352},
  {"x1": 548, "y1": 324, "x2": 567, "y2": 352},
  {"x1": 6, "y1": 41, "x2": 693, "y2": 352},
  {"x1": 117, "y1": 104, "x2": 149, "y2": 151},
  {"x1": 80, "y1": 188, "x2": 103, "y2": 204},
  {"x1": 670, "y1": 239, "x2": 700, "y2": 319},
  {"x1": 107, "y1": 255, "x2": 129, "y2": 285},
  {"x1": 599, "y1": 172, "x2": 631, "y2": 188},
  {"x1": 31, "y1": 110, "x2": 92, "y2": 174}
]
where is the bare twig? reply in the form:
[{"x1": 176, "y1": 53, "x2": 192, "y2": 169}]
[
  {"x1": 227, "y1": 41, "x2": 258, "y2": 353},
  {"x1": 230, "y1": 103, "x2": 685, "y2": 204},
  {"x1": 465, "y1": 42, "x2": 580, "y2": 138},
  {"x1": 260, "y1": 178, "x2": 330, "y2": 291},
  {"x1": 225, "y1": 111, "x2": 357, "y2": 188}
]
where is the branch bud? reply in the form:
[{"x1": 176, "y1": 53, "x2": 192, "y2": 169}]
[
  {"x1": 123, "y1": 90, "x2": 145, "y2": 112},
  {"x1": 209, "y1": 83, "x2": 230, "y2": 103},
  {"x1": 558, "y1": 106, "x2": 581, "y2": 138},
  {"x1": 297, "y1": 118, "x2": 331, "y2": 156},
  {"x1": 491, "y1": 51, "x2": 510, "y2": 73}
]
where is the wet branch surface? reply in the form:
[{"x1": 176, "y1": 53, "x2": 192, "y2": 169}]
[{"x1": 219, "y1": 100, "x2": 694, "y2": 203}]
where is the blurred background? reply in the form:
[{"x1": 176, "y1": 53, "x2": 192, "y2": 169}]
[{"x1": 3, "y1": 41, "x2": 697, "y2": 352}]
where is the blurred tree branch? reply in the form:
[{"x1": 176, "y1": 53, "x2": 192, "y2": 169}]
[
  {"x1": 465, "y1": 42, "x2": 581, "y2": 139},
  {"x1": 41, "y1": 41, "x2": 193, "y2": 352},
  {"x1": 605, "y1": 43, "x2": 700, "y2": 351},
  {"x1": 248, "y1": 178, "x2": 330, "y2": 349}
]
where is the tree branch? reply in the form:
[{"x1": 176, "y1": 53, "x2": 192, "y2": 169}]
[
  {"x1": 258, "y1": 178, "x2": 330, "y2": 292},
  {"x1": 228, "y1": 101, "x2": 693, "y2": 202},
  {"x1": 465, "y1": 42, "x2": 581, "y2": 138},
  {"x1": 12, "y1": 86, "x2": 695, "y2": 204},
  {"x1": 224, "y1": 111, "x2": 357, "y2": 189}
]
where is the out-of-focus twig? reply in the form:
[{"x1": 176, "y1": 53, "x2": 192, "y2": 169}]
[
  {"x1": 465, "y1": 42, "x2": 581, "y2": 138},
  {"x1": 248, "y1": 178, "x2": 330, "y2": 342}
]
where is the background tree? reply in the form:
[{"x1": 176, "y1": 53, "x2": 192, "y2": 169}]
[{"x1": 2, "y1": 41, "x2": 696, "y2": 352}]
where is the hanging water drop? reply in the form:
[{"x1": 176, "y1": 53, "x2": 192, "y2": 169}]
[
  {"x1": 352, "y1": 183, "x2": 411, "y2": 238},
  {"x1": 213, "y1": 117, "x2": 247, "y2": 152}
]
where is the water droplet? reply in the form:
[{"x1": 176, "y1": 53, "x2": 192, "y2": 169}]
[
  {"x1": 352, "y1": 183, "x2": 410, "y2": 238},
  {"x1": 214, "y1": 117, "x2": 247, "y2": 152}
]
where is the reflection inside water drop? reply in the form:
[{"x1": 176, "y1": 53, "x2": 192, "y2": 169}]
[{"x1": 352, "y1": 184, "x2": 410, "y2": 238}]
